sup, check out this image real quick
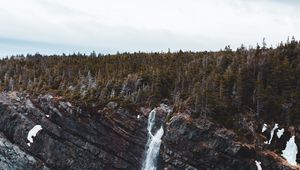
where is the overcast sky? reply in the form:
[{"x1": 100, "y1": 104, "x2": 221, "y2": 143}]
[{"x1": 0, "y1": 0, "x2": 299, "y2": 57}]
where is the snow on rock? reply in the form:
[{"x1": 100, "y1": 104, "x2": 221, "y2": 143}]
[
  {"x1": 49, "y1": 105, "x2": 63, "y2": 117},
  {"x1": 106, "y1": 102, "x2": 118, "y2": 109},
  {"x1": 137, "y1": 115, "x2": 140, "y2": 119},
  {"x1": 59, "y1": 101, "x2": 72, "y2": 108},
  {"x1": 267, "y1": 123, "x2": 278, "y2": 144},
  {"x1": 160, "y1": 103, "x2": 172, "y2": 114},
  {"x1": 46, "y1": 94, "x2": 53, "y2": 101},
  {"x1": 281, "y1": 136, "x2": 298, "y2": 166},
  {"x1": 276, "y1": 128, "x2": 284, "y2": 139},
  {"x1": 68, "y1": 86, "x2": 75, "y2": 91},
  {"x1": 262, "y1": 124, "x2": 268, "y2": 133},
  {"x1": 255, "y1": 160, "x2": 262, "y2": 170},
  {"x1": 8, "y1": 91, "x2": 21, "y2": 102},
  {"x1": 66, "y1": 102, "x2": 72, "y2": 107},
  {"x1": 27, "y1": 125, "x2": 43, "y2": 147},
  {"x1": 25, "y1": 99, "x2": 35, "y2": 109}
]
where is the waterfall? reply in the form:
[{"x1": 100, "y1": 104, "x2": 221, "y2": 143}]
[{"x1": 142, "y1": 109, "x2": 164, "y2": 170}]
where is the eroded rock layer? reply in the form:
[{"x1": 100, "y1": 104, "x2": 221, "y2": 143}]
[{"x1": 0, "y1": 92, "x2": 299, "y2": 170}]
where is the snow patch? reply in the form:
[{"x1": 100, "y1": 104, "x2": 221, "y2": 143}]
[
  {"x1": 276, "y1": 128, "x2": 284, "y2": 139},
  {"x1": 262, "y1": 124, "x2": 267, "y2": 133},
  {"x1": 42, "y1": 94, "x2": 53, "y2": 101},
  {"x1": 66, "y1": 102, "x2": 72, "y2": 107},
  {"x1": 25, "y1": 99, "x2": 35, "y2": 109},
  {"x1": 47, "y1": 95, "x2": 53, "y2": 101},
  {"x1": 45, "y1": 114, "x2": 50, "y2": 118},
  {"x1": 9, "y1": 91, "x2": 20, "y2": 102},
  {"x1": 68, "y1": 86, "x2": 75, "y2": 91},
  {"x1": 27, "y1": 125, "x2": 43, "y2": 147},
  {"x1": 160, "y1": 104, "x2": 172, "y2": 114},
  {"x1": 267, "y1": 123, "x2": 278, "y2": 144},
  {"x1": 281, "y1": 136, "x2": 298, "y2": 166},
  {"x1": 255, "y1": 160, "x2": 262, "y2": 170},
  {"x1": 137, "y1": 115, "x2": 140, "y2": 119}
]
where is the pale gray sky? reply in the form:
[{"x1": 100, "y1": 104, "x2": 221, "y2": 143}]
[{"x1": 0, "y1": 0, "x2": 299, "y2": 56}]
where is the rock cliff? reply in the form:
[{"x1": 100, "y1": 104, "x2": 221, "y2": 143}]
[{"x1": 0, "y1": 91, "x2": 299, "y2": 170}]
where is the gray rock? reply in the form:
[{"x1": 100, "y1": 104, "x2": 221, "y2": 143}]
[
  {"x1": 0, "y1": 92, "x2": 147, "y2": 170},
  {"x1": 107, "y1": 101, "x2": 118, "y2": 109},
  {"x1": 0, "y1": 92, "x2": 298, "y2": 170},
  {"x1": 0, "y1": 133, "x2": 48, "y2": 170}
]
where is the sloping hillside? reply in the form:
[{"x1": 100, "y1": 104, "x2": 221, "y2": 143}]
[{"x1": 0, "y1": 40, "x2": 299, "y2": 169}]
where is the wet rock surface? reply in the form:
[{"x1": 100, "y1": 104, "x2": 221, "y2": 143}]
[{"x1": 0, "y1": 91, "x2": 299, "y2": 170}]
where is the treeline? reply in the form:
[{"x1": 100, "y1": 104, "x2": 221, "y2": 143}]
[{"x1": 0, "y1": 39, "x2": 299, "y2": 126}]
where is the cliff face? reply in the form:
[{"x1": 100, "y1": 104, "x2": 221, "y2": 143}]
[
  {"x1": 0, "y1": 92, "x2": 147, "y2": 169},
  {"x1": 162, "y1": 112, "x2": 299, "y2": 170},
  {"x1": 0, "y1": 91, "x2": 299, "y2": 170}
]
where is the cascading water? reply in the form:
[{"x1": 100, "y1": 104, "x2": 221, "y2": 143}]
[{"x1": 142, "y1": 108, "x2": 164, "y2": 170}]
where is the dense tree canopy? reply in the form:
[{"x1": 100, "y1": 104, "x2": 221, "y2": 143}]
[{"x1": 0, "y1": 39, "x2": 299, "y2": 126}]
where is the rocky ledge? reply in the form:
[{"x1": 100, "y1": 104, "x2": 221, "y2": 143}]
[
  {"x1": 0, "y1": 92, "x2": 147, "y2": 169},
  {"x1": 162, "y1": 111, "x2": 299, "y2": 170},
  {"x1": 0, "y1": 91, "x2": 299, "y2": 170}
]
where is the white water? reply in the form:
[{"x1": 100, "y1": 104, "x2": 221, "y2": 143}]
[
  {"x1": 267, "y1": 123, "x2": 278, "y2": 144},
  {"x1": 262, "y1": 123, "x2": 267, "y2": 133},
  {"x1": 142, "y1": 109, "x2": 164, "y2": 170},
  {"x1": 255, "y1": 160, "x2": 262, "y2": 170},
  {"x1": 282, "y1": 136, "x2": 298, "y2": 166}
]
